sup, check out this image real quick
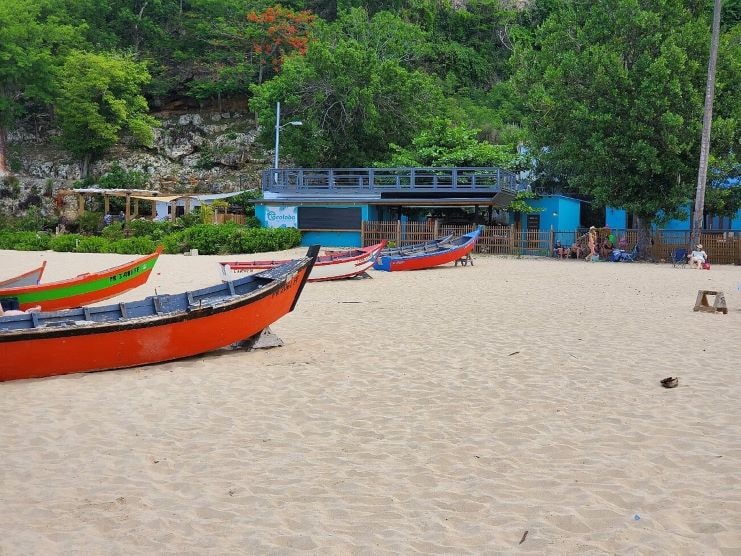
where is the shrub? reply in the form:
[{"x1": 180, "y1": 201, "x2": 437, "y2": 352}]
[
  {"x1": 97, "y1": 163, "x2": 149, "y2": 189},
  {"x1": 244, "y1": 216, "x2": 261, "y2": 228},
  {"x1": 160, "y1": 232, "x2": 186, "y2": 254},
  {"x1": 102, "y1": 222, "x2": 125, "y2": 241},
  {"x1": 226, "y1": 226, "x2": 301, "y2": 253},
  {"x1": 107, "y1": 237, "x2": 158, "y2": 254},
  {"x1": 78, "y1": 211, "x2": 104, "y2": 234},
  {"x1": 0, "y1": 231, "x2": 51, "y2": 251},
  {"x1": 75, "y1": 235, "x2": 110, "y2": 253},
  {"x1": 50, "y1": 234, "x2": 84, "y2": 252}
]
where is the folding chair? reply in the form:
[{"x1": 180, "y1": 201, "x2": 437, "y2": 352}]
[
  {"x1": 621, "y1": 244, "x2": 638, "y2": 262},
  {"x1": 671, "y1": 247, "x2": 688, "y2": 268}
]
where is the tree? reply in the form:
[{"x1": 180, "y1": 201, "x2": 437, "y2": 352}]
[
  {"x1": 55, "y1": 51, "x2": 156, "y2": 177},
  {"x1": 691, "y1": 0, "x2": 723, "y2": 247},
  {"x1": 382, "y1": 118, "x2": 523, "y2": 169},
  {"x1": 0, "y1": 0, "x2": 80, "y2": 175},
  {"x1": 250, "y1": 39, "x2": 445, "y2": 167},
  {"x1": 246, "y1": 5, "x2": 317, "y2": 85},
  {"x1": 514, "y1": 0, "x2": 736, "y2": 257}
]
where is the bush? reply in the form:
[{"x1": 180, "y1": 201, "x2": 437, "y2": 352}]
[
  {"x1": 160, "y1": 232, "x2": 186, "y2": 254},
  {"x1": 107, "y1": 237, "x2": 158, "y2": 254},
  {"x1": 78, "y1": 211, "x2": 104, "y2": 234},
  {"x1": 75, "y1": 236, "x2": 110, "y2": 253},
  {"x1": 0, "y1": 231, "x2": 51, "y2": 251},
  {"x1": 50, "y1": 234, "x2": 84, "y2": 252},
  {"x1": 102, "y1": 222, "x2": 125, "y2": 241},
  {"x1": 97, "y1": 164, "x2": 149, "y2": 189},
  {"x1": 244, "y1": 216, "x2": 261, "y2": 228},
  {"x1": 5, "y1": 219, "x2": 299, "y2": 256},
  {"x1": 226, "y1": 226, "x2": 301, "y2": 253}
]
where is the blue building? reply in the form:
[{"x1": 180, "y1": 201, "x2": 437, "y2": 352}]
[{"x1": 254, "y1": 167, "x2": 527, "y2": 247}]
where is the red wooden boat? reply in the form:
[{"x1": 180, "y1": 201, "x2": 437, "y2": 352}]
[
  {"x1": 0, "y1": 246, "x2": 319, "y2": 382},
  {"x1": 220, "y1": 241, "x2": 385, "y2": 282},
  {"x1": 372, "y1": 228, "x2": 480, "y2": 271},
  {"x1": 0, "y1": 248, "x2": 162, "y2": 311},
  {"x1": 0, "y1": 261, "x2": 47, "y2": 289}
]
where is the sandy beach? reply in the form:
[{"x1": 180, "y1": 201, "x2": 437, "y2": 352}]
[{"x1": 1, "y1": 248, "x2": 740, "y2": 554}]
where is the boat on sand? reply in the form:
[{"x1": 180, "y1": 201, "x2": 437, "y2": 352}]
[
  {"x1": 0, "y1": 248, "x2": 162, "y2": 311},
  {"x1": 373, "y1": 229, "x2": 480, "y2": 271},
  {"x1": 0, "y1": 246, "x2": 319, "y2": 382},
  {"x1": 220, "y1": 241, "x2": 385, "y2": 282}
]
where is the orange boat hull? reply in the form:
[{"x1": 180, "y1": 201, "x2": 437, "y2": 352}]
[{"x1": 0, "y1": 264, "x2": 310, "y2": 382}]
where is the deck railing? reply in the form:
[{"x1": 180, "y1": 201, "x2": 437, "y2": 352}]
[
  {"x1": 262, "y1": 167, "x2": 528, "y2": 194},
  {"x1": 360, "y1": 222, "x2": 741, "y2": 264}
]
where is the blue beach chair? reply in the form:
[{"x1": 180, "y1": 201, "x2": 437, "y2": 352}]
[
  {"x1": 671, "y1": 247, "x2": 688, "y2": 268},
  {"x1": 621, "y1": 245, "x2": 638, "y2": 262}
]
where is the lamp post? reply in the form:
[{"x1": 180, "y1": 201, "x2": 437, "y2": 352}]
[{"x1": 273, "y1": 101, "x2": 303, "y2": 174}]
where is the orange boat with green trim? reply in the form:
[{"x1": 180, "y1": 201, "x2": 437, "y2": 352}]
[
  {"x1": 0, "y1": 246, "x2": 318, "y2": 382},
  {"x1": 0, "y1": 248, "x2": 162, "y2": 311}
]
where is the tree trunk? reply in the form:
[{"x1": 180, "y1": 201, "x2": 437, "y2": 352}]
[
  {"x1": 634, "y1": 215, "x2": 653, "y2": 261},
  {"x1": 0, "y1": 125, "x2": 10, "y2": 176},
  {"x1": 691, "y1": 0, "x2": 722, "y2": 248},
  {"x1": 80, "y1": 153, "x2": 91, "y2": 179}
]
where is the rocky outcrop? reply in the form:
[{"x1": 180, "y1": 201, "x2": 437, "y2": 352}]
[{"x1": 2, "y1": 110, "x2": 273, "y2": 220}]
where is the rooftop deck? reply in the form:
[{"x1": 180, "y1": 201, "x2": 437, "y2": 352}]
[{"x1": 262, "y1": 167, "x2": 529, "y2": 199}]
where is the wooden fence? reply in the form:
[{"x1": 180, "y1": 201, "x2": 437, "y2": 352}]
[
  {"x1": 361, "y1": 221, "x2": 741, "y2": 264},
  {"x1": 215, "y1": 213, "x2": 246, "y2": 225}
]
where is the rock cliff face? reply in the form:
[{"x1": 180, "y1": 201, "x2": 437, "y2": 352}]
[{"x1": 1, "y1": 110, "x2": 271, "y2": 221}]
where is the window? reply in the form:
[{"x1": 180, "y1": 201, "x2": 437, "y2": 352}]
[{"x1": 297, "y1": 207, "x2": 361, "y2": 230}]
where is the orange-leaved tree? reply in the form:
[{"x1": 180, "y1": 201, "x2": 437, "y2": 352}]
[{"x1": 246, "y1": 6, "x2": 316, "y2": 84}]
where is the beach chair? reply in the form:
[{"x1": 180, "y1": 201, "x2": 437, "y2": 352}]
[
  {"x1": 671, "y1": 247, "x2": 688, "y2": 268},
  {"x1": 621, "y1": 245, "x2": 638, "y2": 262}
]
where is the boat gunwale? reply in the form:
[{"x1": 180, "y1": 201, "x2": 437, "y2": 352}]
[{"x1": 0, "y1": 255, "x2": 311, "y2": 342}]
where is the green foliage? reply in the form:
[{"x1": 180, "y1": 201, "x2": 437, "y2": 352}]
[
  {"x1": 78, "y1": 211, "x2": 104, "y2": 234},
  {"x1": 49, "y1": 233, "x2": 83, "y2": 252},
  {"x1": 97, "y1": 164, "x2": 149, "y2": 189},
  {"x1": 55, "y1": 51, "x2": 156, "y2": 163},
  {"x1": 383, "y1": 118, "x2": 521, "y2": 168},
  {"x1": 513, "y1": 0, "x2": 738, "y2": 225},
  {"x1": 0, "y1": 0, "x2": 81, "y2": 129},
  {"x1": 250, "y1": 13, "x2": 447, "y2": 167},
  {"x1": 508, "y1": 191, "x2": 543, "y2": 214},
  {"x1": 127, "y1": 218, "x2": 171, "y2": 238},
  {"x1": 101, "y1": 222, "x2": 125, "y2": 241},
  {"x1": 105, "y1": 237, "x2": 158, "y2": 255},
  {"x1": 224, "y1": 227, "x2": 302, "y2": 254},
  {"x1": 230, "y1": 190, "x2": 261, "y2": 218},
  {"x1": 75, "y1": 235, "x2": 109, "y2": 253},
  {"x1": 0, "y1": 231, "x2": 50, "y2": 250}
]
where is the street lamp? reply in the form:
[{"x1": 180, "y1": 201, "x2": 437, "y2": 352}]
[{"x1": 274, "y1": 101, "x2": 303, "y2": 170}]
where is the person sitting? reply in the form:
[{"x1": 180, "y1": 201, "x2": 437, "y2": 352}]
[
  {"x1": 600, "y1": 238, "x2": 614, "y2": 260},
  {"x1": 553, "y1": 241, "x2": 568, "y2": 259},
  {"x1": 569, "y1": 242, "x2": 582, "y2": 259},
  {"x1": 688, "y1": 244, "x2": 707, "y2": 270}
]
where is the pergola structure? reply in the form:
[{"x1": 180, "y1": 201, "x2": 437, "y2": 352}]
[
  {"x1": 60, "y1": 188, "x2": 163, "y2": 226},
  {"x1": 61, "y1": 188, "x2": 247, "y2": 227}
]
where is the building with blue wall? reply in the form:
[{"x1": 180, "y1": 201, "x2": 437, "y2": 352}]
[
  {"x1": 254, "y1": 167, "x2": 527, "y2": 247},
  {"x1": 605, "y1": 205, "x2": 741, "y2": 231}
]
